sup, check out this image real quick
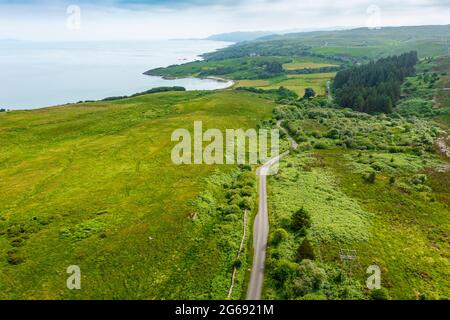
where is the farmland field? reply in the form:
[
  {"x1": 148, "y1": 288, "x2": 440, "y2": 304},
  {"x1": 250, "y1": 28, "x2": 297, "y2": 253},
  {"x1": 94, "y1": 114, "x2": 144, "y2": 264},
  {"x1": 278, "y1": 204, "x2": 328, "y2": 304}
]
[{"x1": 236, "y1": 73, "x2": 335, "y2": 96}]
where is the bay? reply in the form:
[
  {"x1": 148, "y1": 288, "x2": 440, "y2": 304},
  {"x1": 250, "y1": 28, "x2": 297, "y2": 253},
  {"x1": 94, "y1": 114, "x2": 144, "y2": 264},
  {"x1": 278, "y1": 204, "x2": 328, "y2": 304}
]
[{"x1": 0, "y1": 40, "x2": 232, "y2": 110}]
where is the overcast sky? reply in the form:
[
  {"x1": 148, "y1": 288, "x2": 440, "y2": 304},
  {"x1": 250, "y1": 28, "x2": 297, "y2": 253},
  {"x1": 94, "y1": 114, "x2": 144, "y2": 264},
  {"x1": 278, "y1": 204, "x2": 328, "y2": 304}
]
[{"x1": 1, "y1": 0, "x2": 450, "y2": 41}]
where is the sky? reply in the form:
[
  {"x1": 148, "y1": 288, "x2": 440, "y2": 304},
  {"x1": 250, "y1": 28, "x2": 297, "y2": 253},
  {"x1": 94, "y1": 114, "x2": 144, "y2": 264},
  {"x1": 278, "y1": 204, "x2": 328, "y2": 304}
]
[{"x1": 1, "y1": 0, "x2": 450, "y2": 41}]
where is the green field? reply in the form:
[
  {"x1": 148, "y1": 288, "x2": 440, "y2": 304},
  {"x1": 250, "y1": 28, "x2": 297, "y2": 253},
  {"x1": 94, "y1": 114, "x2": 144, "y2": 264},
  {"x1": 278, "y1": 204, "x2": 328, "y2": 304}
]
[
  {"x1": 0, "y1": 90, "x2": 274, "y2": 299},
  {"x1": 282, "y1": 57, "x2": 338, "y2": 71},
  {"x1": 236, "y1": 73, "x2": 335, "y2": 96}
]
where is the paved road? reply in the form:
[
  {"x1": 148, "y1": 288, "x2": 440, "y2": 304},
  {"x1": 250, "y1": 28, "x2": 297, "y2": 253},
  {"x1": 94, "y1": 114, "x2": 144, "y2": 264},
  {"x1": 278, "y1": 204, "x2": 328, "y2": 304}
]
[{"x1": 246, "y1": 123, "x2": 297, "y2": 300}]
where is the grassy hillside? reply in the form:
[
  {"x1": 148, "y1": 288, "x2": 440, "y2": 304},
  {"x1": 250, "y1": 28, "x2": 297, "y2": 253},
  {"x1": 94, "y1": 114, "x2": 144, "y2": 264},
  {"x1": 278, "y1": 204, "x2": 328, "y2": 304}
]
[
  {"x1": 206, "y1": 25, "x2": 450, "y2": 61},
  {"x1": 145, "y1": 56, "x2": 294, "y2": 80},
  {"x1": 0, "y1": 90, "x2": 275, "y2": 299}
]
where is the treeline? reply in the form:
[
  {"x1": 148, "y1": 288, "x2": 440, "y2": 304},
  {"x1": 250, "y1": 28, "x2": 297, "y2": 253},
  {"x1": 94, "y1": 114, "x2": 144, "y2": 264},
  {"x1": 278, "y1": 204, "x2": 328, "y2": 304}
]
[
  {"x1": 101, "y1": 86, "x2": 186, "y2": 101},
  {"x1": 333, "y1": 51, "x2": 418, "y2": 113},
  {"x1": 198, "y1": 61, "x2": 284, "y2": 79},
  {"x1": 286, "y1": 65, "x2": 341, "y2": 75},
  {"x1": 202, "y1": 40, "x2": 311, "y2": 60},
  {"x1": 236, "y1": 86, "x2": 298, "y2": 101}
]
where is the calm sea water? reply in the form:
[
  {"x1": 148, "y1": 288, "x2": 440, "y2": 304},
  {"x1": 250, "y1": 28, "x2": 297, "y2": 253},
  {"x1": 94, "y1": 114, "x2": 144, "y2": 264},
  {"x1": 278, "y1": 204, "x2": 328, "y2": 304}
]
[{"x1": 0, "y1": 40, "x2": 232, "y2": 110}]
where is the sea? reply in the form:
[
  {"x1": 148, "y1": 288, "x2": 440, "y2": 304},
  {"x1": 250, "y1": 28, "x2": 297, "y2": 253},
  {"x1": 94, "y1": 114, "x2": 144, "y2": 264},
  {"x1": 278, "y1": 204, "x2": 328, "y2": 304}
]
[{"x1": 0, "y1": 40, "x2": 232, "y2": 110}]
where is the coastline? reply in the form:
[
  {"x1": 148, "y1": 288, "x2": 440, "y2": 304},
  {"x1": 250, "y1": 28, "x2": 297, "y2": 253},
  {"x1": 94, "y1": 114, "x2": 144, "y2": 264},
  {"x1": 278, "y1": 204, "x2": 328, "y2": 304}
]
[
  {"x1": 2, "y1": 40, "x2": 233, "y2": 111},
  {"x1": 146, "y1": 73, "x2": 236, "y2": 89}
]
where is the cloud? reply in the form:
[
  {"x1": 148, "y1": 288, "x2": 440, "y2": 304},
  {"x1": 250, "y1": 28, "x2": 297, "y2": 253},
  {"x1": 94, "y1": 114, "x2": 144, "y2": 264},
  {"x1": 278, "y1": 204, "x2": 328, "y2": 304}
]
[{"x1": 0, "y1": 0, "x2": 449, "y2": 41}]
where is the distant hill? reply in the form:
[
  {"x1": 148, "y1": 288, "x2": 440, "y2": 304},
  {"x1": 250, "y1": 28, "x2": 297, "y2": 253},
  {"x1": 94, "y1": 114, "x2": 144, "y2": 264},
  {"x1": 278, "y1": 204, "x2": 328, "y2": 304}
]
[
  {"x1": 206, "y1": 31, "x2": 275, "y2": 43},
  {"x1": 205, "y1": 27, "x2": 354, "y2": 43},
  {"x1": 203, "y1": 25, "x2": 450, "y2": 61}
]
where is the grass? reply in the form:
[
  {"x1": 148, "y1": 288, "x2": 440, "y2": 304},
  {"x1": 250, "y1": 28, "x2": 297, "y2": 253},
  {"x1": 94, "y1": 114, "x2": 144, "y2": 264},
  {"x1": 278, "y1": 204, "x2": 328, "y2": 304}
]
[
  {"x1": 0, "y1": 90, "x2": 275, "y2": 299},
  {"x1": 282, "y1": 57, "x2": 337, "y2": 71},
  {"x1": 265, "y1": 147, "x2": 449, "y2": 299},
  {"x1": 322, "y1": 149, "x2": 450, "y2": 299},
  {"x1": 236, "y1": 73, "x2": 335, "y2": 97},
  {"x1": 269, "y1": 154, "x2": 374, "y2": 244}
]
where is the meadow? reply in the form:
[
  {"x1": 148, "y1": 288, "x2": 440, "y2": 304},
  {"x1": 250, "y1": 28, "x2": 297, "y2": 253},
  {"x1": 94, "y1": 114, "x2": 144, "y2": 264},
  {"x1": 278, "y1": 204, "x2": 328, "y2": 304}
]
[{"x1": 0, "y1": 90, "x2": 274, "y2": 299}]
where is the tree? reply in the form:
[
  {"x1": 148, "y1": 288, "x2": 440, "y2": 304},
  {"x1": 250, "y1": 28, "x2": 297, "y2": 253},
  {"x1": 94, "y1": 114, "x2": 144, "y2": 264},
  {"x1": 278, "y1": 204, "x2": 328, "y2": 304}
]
[
  {"x1": 265, "y1": 61, "x2": 283, "y2": 74},
  {"x1": 291, "y1": 207, "x2": 312, "y2": 235},
  {"x1": 333, "y1": 51, "x2": 418, "y2": 114},
  {"x1": 297, "y1": 238, "x2": 315, "y2": 261},
  {"x1": 303, "y1": 88, "x2": 316, "y2": 99},
  {"x1": 355, "y1": 95, "x2": 365, "y2": 112}
]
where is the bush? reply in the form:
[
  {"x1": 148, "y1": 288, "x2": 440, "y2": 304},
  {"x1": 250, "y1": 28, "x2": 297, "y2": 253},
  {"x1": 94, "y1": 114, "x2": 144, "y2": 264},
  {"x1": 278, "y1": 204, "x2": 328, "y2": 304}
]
[
  {"x1": 291, "y1": 207, "x2": 312, "y2": 235},
  {"x1": 410, "y1": 174, "x2": 427, "y2": 186},
  {"x1": 271, "y1": 228, "x2": 289, "y2": 246},
  {"x1": 300, "y1": 293, "x2": 328, "y2": 300},
  {"x1": 222, "y1": 204, "x2": 241, "y2": 215},
  {"x1": 272, "y1": 259, "x2": 299, "y2": 285},
  {"x1": 296, "y1": 238, "x2": 315, "y2": 261},
  {"x1": 326, "y1": 128, "x2": 340, "y2": 139},
  {"x1": 240, "y1": 197, "x2": 253, "y2": 210},
  {"x1": 232, "y1": 257, "x2": 243, "y2": 269},
  {"x1": 313, "y1": 142, "x2": 328, "y2": 150},
  {"x1": 239, "y1": 186, "x2": 254, "y2": 197},
  {"x1": 389, "y1": 176, "x2": 396, "y2": 185},
  {"x1": 291, "y1": 260, "x2": 327, "y2": 297},
  {"x1": 371, "y1": 288, "x2": 390, "y2": 300},
  {"x1": 303, "y1": 88, "x2": 316, "y2": 99},
  {"x1": 363, "y1": 171, "x2": 376, "y2": 184}
]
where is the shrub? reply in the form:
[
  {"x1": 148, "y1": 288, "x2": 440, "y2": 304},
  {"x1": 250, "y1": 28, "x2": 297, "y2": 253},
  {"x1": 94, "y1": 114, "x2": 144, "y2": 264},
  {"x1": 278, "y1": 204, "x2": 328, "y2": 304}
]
[
  {"x1": 239, "y1": 186, "x2": 254, "y2": 197},
  {"x1": 363, "y1": 171, "x2": 376, "y2": 184},
  {"x1": 291, "y1": 207, "x2": 312, "y2": 235},
  {"x1": 222, "y1": 204, "x2": 241, "y2": 215},
  {"x1": 232, "y1": 257, "x2": 243, "y2": 269},
  {"x1": 313, "y1": 142, "x2": 328, "y2": 150},
  {"x1": 240, "y1": 197, "x2": 253, "y2": 210},
  {"x1": 303, "y1": 88, "x2": 316, "y2": 99},
  {"x1": 300, "y1": 293, "x2": 327, "y2": 300},
  {"x1": 292, "y1": 260, "x2": 327, "y2": 297},
  {"x1": 326, "y1": 128, "x2": 340, "y2": 139},
  {"x1": 389, "y1": 176, "x2": 396, "y2": 185},
  {"x1": 297, "y1": 238, "x2": 315, "y2": 261},
  {"x1": 410, "y1": 174, "x2": 427, "y2": 186},
  {"x1": 6, "y1": 250, "x2": 25, "y2": 265},
  {"x1": 271, "y1": 228, "x2": 289, "y2": 246},
  {"x1": 371, "y1": 288, "x2": 390, "y2": 300},
  {"x1": 272, "y1": 259, "x2": 299, "y2": 285}
]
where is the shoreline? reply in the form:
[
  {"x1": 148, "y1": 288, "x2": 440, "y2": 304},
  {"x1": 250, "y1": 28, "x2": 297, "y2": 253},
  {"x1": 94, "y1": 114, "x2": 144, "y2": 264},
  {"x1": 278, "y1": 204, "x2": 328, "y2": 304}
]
[
  {"x1": 155, "y1": 74, "x2": 235, "y2": 89},
  {"x1": 3, "y1": 40, "x2": 234, "y2": 111}
]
